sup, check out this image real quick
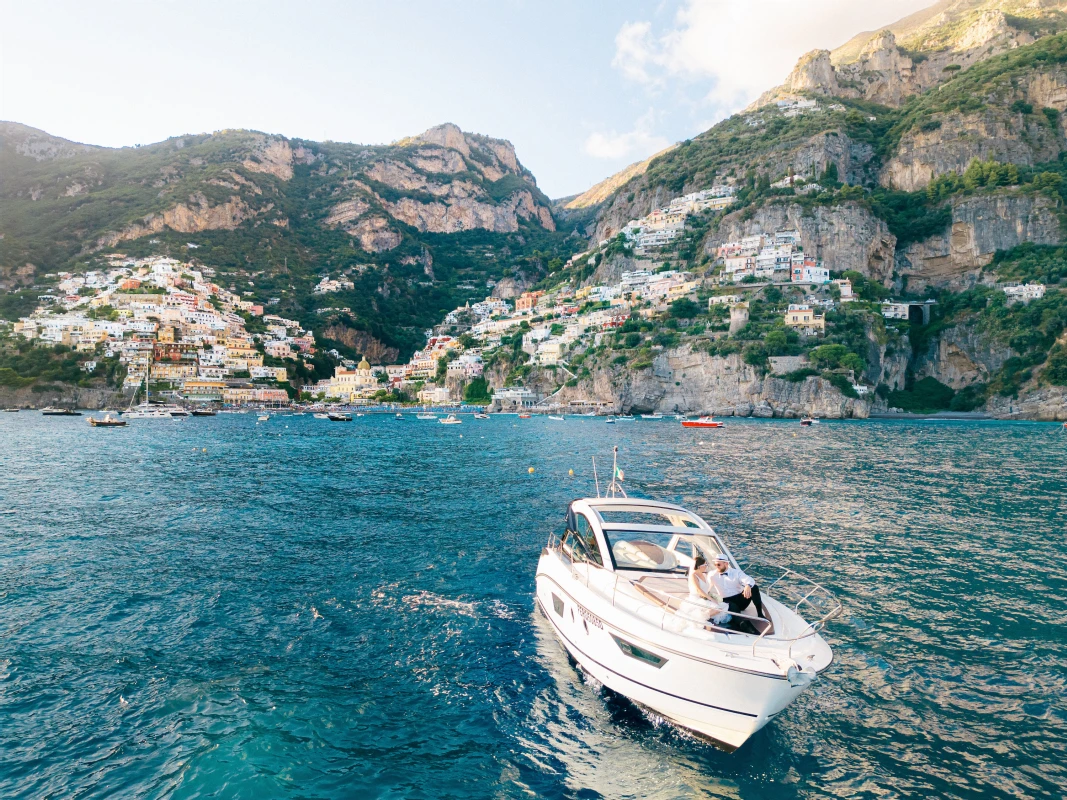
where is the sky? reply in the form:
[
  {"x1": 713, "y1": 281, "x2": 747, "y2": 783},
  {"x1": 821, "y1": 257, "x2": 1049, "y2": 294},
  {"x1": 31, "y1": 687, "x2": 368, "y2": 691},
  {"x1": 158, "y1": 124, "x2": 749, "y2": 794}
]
[{"x1": 0, "y1": 0, "x2": 934, "y2": 198}]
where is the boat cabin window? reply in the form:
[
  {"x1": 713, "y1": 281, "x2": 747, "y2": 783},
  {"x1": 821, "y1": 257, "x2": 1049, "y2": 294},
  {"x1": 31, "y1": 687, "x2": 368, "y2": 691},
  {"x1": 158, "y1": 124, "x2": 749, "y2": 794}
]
[
  {"x1": 604, "y1": 530, "x2": 726, "y2": 573},
  {"x1": 605, "y1": 530, "x2": 687, "y2": 573},
  {"x1": 594, "y1": 508, "x2": 702, "y2": 529},
  {"x1": 562, "y1": 511, "x2": 604, "y2": 566}
]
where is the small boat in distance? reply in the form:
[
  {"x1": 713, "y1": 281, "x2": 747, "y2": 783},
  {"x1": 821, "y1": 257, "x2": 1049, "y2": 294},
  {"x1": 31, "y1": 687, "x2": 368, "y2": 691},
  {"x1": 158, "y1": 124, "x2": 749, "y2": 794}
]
[
  {"x1": 641, "y1": 413, "x2": 664, "y2": 420},
  {"x1": 88, "y1": 414, "x2": 126, "y2": 427},
  {"x1": 41, "y1": 406, "x2": 81, "y2": 416},
  {"x1": 416, "y1": 413, "x2": 437, "y2": 420},
  {"x1": 606, "y1": 417, "x2": 616, "y2": 424},
  {"x1": 395, "y1": 413, "x2": 404, "y2": 420},
  {"x1": 518, "y1": 413, "x2": 532, "y2": 419},
  {"x1": 473, "y1": 412, "x2": 490, "y2": 419},
  {"x1": 257, "y1": 414, "x2": 270, "y2": 422},
  {"x1": 313, "y1": 413, "x2": 329, "y2": 419},
  {"x1": 616, "y1": 415, "x2": 635, "y2": 422},
  {"x1": 3, "y1": 408, "x2": 18, "y2": 413},
  {"x1": 800, "y1": 417, "x2": 813, "y2": 427},
  {"x1": 682, "y1": 416, "x2": 725, "y2": 428},
  {"x1": 548, "y1": 415, "x2": 565, "y2": 421},
  {"x1": 328, "y1": 412, "x2": 352, "y2": 422},
  {"x1": 439, "y1": 414, "x2": 462, "y2": 425},
  {"x1": 189, "y1": 409, "x2": 217, "y2": 417}
]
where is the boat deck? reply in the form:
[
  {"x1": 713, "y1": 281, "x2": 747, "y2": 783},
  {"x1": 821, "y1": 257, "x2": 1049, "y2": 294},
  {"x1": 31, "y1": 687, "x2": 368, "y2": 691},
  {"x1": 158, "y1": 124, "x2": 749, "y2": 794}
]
[{"x1": 631, "y1": 574, "x2": 774, "y2": 637}]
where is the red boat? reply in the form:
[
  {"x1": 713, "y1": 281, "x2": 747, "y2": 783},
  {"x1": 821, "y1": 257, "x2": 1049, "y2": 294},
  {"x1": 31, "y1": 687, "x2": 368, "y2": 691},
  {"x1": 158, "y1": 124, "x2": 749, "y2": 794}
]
[
  {"x1": 681, "y1": 416, "x2": 724, "y2": 428},
  {"x1": 518, "y1": 413, "x2": 532, "y2": 419}
]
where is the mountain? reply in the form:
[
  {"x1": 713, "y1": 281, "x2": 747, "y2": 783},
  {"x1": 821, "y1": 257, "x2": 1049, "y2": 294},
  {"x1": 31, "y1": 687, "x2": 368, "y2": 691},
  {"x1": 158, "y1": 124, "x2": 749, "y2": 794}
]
[
  {"x1": 752, "y1": 0, "x2": 1067, "y2": 109},
  {"x1": 529, "y1": 3, "x2": 1067, "y2": 420},
  {"x1": 0, "y1": 121, "x2": 573, "y2": 355}
]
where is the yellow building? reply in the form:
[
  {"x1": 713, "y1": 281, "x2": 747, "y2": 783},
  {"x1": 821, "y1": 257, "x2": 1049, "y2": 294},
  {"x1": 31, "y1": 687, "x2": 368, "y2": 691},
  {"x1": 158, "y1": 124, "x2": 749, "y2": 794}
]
[
  {"x1": 783, "y1": 305, "x2": 825, "y2": 335},
  {"x1": 151, "y1": 362, "x2": 198, "y2": 381},
  {"x1": 328, "y1": 358, "x2": 379, "y2": 400}
]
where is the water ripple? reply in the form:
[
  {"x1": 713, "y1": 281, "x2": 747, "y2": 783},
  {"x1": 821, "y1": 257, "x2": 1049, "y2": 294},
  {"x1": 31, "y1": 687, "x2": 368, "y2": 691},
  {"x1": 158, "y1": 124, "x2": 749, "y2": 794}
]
[{"x1": 0, "y1": 414, "x2": 1064, "y2": 798}]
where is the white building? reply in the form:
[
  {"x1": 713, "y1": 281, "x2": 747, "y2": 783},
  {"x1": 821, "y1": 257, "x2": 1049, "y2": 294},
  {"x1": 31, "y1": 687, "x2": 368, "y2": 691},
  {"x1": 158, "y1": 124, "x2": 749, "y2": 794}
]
[
  {"x1": 1002, "y1": 283, "x2": 1045, "y2": 304},
  {"x1": 881, "y1": 302, "x2": 910, "y2": 320}
]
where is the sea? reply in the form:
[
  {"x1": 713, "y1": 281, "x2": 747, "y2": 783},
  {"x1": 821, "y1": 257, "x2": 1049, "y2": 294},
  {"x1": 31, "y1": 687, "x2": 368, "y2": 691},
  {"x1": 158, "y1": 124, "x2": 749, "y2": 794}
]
[{"x1": 0, "y1": 412, "x2": 1064, "y2": 799}]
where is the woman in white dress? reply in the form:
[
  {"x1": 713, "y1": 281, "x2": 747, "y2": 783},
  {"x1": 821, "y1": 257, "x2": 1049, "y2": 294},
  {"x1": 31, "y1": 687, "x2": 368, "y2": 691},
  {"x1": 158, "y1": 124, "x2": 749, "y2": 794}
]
[{"x1": 683, "y1": 555, "x2": 729, "y2": 625}]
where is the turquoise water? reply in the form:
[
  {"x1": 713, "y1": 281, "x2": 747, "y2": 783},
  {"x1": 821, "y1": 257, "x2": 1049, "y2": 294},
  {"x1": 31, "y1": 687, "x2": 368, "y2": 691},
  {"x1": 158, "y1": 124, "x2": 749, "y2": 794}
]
[{"x1": 0, "y1": 413, "x2": 1064, "y2": 799}]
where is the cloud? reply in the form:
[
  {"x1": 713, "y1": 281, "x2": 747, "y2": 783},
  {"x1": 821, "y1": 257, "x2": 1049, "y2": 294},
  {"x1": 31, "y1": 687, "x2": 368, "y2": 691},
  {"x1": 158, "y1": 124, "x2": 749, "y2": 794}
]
[
  {"x1": 611, "y1": 21, "x2": 657, "y2": 85},
  {"x1": 583, "y1": 110, "x2": 671, "y2": 160},
  {"x1": 612, "y1": 0, "x2": 935, "y2": 109}
]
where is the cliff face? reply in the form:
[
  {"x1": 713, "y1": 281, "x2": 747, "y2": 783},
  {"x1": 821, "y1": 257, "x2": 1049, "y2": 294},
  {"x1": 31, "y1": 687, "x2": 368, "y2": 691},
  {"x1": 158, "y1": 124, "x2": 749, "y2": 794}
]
[
  {"x1": 493, "y1": 345, "x2": 870, "y2": 418},
  {"x1": 705, "y1": 201, "x2": 897, "y2": 284},
  {"x1": 322, "y1": 124, "x2": 554, "y2": 248},
  {"x1": 753, "y1": 4, "x2": 1062, "y2": 111},
  {"x1": 897, "y1": 193, "x2": 1061, "y2": 291},
  {"x1": 913, "y1": 320, "x2": 1015, "y2": 388},
  {"x1": 882, "y1": 106, "x2": 1065, "y2": 192}
]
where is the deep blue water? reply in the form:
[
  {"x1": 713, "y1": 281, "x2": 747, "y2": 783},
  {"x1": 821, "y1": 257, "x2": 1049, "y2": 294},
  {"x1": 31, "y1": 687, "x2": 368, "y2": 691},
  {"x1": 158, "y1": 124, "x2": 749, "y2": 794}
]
[{"x1": 0, "y1": 412, "x2": 1065, "y2": 799}]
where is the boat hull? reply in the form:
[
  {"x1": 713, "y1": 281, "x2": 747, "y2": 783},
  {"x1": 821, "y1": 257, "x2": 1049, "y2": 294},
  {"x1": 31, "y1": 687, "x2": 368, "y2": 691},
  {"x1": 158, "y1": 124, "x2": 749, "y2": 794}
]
[
  {"x1": 681, "y1": 421, "x2": 723, "y2": 428},
  {"x1": 535, "y1": 555, "x2": 826, "y2": 751}
]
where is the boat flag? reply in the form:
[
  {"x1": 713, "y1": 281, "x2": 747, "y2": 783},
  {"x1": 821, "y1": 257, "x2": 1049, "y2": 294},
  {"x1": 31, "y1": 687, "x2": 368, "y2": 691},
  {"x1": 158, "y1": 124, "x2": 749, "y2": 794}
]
[{"x1": 614, "y1": 467, "x2": 624, "y2": 481}]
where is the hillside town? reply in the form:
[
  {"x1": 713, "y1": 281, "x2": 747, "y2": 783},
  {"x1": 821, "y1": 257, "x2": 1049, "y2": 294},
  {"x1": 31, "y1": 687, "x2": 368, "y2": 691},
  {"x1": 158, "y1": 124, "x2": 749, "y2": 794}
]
[
  {"x1": 11, "y1": 255, "x2": 305, "y2": 406},
  {"x1": 7, "y1": 209, "x2": 1050, "y2": 413}
]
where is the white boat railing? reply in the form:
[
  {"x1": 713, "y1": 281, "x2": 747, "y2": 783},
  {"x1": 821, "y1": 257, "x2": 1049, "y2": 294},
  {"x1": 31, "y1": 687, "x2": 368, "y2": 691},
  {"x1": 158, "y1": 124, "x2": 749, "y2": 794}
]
[{"x1": 738, "y1": 559, "x2": 843, "y2": 658}]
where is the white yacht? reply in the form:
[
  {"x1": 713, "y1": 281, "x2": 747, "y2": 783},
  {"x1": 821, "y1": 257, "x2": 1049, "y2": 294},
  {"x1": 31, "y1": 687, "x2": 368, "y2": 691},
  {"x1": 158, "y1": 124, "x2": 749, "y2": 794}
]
[
  {"x1": 439, "y1": 414, "x2": 462, "y2": 425},
  {"x1": 123, "y1": 403, "x2": 175, "y2": 420},
  {"x1": 535, "y1": 468, "x2": 839, "y2": 751},
  {"x1": 416, "y1": 413, "x2": 437, "y2": 420}
]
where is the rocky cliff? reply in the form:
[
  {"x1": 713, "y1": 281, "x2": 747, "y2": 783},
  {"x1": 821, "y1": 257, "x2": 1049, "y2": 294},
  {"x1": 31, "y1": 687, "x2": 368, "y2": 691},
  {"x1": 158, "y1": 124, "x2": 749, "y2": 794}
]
[
  {"x1": 897, "y1": 192, "x2": 1061, "y2": 290},
  {"x1": 912, "y1": 320, "x2": 1016, "y2": 388},
  {"x1": 492, "y1": 345, "x2": 870, "y2": 419},
  {"x1": 753, "y1": 2, "x2": 1067, "y2": 110},
  {"x1": 881, "y1": 86, "x2": 1067, "y2": 192},
  {"x1": 322, "y1": 123, "x2": 555, "y2": 250}
]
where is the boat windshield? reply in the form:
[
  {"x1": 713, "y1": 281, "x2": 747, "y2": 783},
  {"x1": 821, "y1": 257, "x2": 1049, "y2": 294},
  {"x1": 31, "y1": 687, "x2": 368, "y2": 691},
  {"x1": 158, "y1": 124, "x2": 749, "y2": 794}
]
[
  {"x1": 603, "y1": 529, "x2": 726, "y2": 573},
  {"x1": 593, "y1": 507, "x2": 703, "y2": 528}
]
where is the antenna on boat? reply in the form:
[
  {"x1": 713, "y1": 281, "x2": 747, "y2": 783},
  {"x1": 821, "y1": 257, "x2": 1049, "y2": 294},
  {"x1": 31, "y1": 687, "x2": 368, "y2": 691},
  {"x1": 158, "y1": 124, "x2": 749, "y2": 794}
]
[
  {"x1": 606, "y1": 446, "x2": 627, "y2": 498},
  {"x1": 592, "y1": 456, "x2": 601, "y2": 498}
]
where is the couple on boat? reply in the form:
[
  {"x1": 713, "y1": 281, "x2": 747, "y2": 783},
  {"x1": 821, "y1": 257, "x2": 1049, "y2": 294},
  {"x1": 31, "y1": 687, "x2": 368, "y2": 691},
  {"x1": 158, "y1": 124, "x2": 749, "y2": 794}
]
[{"x1": 687, "y1": 553, "x2": 766, "y2": 633}]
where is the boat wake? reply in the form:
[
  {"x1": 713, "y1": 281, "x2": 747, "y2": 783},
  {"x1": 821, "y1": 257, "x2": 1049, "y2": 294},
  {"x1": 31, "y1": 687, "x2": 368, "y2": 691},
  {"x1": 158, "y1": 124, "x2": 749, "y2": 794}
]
[{"x1": 402, "y1": 590, "x2": 479, "y2": 617}]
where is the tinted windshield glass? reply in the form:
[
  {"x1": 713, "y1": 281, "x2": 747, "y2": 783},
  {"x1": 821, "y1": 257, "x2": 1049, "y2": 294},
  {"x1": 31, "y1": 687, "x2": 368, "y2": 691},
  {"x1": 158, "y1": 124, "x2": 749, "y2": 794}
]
[
  {"x1": 605, "y1": 530, "x2": 686, "y2": 572},
  {"x1": 604, "y1": 530, "x2": 724, "y2": 572},
  {"x1": 596, "y1": 509, "x2": 702, "y2": 528}
]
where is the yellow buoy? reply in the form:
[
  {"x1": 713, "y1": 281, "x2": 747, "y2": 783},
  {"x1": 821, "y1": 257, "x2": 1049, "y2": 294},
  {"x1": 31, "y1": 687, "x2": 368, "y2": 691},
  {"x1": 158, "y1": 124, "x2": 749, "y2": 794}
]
[
  {"x1": 568, "y1": 469, "x2": 574, "y2": 476},
  {"x1": 528, "y1": 467, "x2": 535, "y2": 474},
  {"x1": 202, "y1": 448, "x2": 206, "y2": 453}
]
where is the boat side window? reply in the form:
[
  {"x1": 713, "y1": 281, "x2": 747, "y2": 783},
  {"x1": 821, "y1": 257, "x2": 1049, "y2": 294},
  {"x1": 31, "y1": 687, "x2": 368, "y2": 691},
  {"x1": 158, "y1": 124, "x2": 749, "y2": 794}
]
[
  {"x1": 562, "y1": 512, "x2": 604, "y2": 566},
  {"x1": 574, "y1": 514, "x2": 604, "y2": 566}
]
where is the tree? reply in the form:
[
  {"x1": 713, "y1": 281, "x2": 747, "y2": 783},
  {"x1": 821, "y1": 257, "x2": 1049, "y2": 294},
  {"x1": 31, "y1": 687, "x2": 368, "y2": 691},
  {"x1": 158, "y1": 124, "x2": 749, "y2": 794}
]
[
  {"x1": 742, "y1": 343, "x2": 768, "y2": 369},
  {"x1": 670, "y1": 297, "x2": 701, "y2": 319},
  {"x1": 809, "y1": 343, "x2": 864, "y2": 372},
  {"x1": 463, "y1": 377, "x2": 491, "y2": 403},
  {"x1": 764, "y1": 329, "x2": 788, "y2": 355}
]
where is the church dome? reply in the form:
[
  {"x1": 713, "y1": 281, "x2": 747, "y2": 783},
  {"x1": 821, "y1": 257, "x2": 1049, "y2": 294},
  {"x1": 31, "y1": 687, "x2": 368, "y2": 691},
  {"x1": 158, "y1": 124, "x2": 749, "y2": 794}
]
[{"x1": 358, "y1": 357, "x2": 371, "y2": 371}]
